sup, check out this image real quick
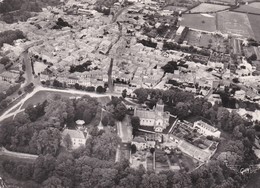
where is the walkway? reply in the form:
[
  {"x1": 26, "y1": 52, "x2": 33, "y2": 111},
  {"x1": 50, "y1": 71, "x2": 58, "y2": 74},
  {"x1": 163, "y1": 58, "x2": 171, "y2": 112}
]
[{"x1": 0, "y1": 147, "x2": 38, "y2": 160}]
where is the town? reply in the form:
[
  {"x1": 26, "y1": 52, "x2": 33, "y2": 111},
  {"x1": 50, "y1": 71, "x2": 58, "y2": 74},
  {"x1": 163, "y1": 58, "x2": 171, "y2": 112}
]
[{"x1": 0, "y1": 0, "x2": 260, "y2": 187}]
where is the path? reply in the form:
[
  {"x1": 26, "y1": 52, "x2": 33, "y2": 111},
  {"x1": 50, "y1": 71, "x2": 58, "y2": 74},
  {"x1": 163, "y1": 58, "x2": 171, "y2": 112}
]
[{"x1": 0, "y1": 147, "x2": 38, "y2": 160}]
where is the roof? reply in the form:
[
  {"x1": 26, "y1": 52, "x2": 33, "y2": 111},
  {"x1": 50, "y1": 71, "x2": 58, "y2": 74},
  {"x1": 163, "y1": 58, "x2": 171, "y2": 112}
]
[
  {"x1": 132, "y1": 136, "x2": 146, "y2": 143},
  {"x1": 194, "y1": 120, "x2": 217, "y2": 132},
  {"x1": 135, "y1": 108, "x2": 156, "y2": 119},
  {"x1": 62, "y1": 129, "x2": 86, "y2": 139}
]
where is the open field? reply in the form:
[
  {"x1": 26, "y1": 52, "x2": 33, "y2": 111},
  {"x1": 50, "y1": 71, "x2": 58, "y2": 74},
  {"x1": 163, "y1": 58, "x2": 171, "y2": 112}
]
[
  {"x1": 190, "y1": 3, "x2": 230, "y2": 13},
  {"x1": 233, "y1": 5, "x2": 260, "y2": 15},
  {"x1": 248, "y1": 14, "x2": 260, "y2": 41},
  {"x1": 180, "y1": 13, "x2": 217, "y2": 32},
  {"x1": 217, "y1": 12, "x2": 255, "y2": 38},
  {"x1": 207, "y1": 0, "x2": 236, "y2": 5},
  {"x1": 185, "y1": 30, "x2": 228, "y2": 53},
  {"x1": 248, "y1": 2, "x2": 260, "y2": 9}
]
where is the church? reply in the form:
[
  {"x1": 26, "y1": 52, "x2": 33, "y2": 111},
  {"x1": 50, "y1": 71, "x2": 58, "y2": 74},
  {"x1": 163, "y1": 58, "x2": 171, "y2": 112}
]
[{"x1": 134, "y1": 100, "x2": 170, "y2": 133}]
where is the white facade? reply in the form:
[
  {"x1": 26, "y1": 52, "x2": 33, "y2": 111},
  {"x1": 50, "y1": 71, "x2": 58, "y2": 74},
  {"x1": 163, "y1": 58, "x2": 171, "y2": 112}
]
[
  {"x1": 62, "y1": 129, "x2": 87, "y2": 149},
  {"x1": 193, "y1": 120, "x2": 221, "y2": 138}
]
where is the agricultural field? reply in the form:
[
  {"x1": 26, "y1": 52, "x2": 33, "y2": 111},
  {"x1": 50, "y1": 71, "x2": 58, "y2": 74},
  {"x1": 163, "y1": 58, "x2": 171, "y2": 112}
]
[
  {"x1": 248, "y1": 14, "x2": 260, "y2": 41},
  {"x1": 233, "y1": 5, "x2": 260, "y2": 15},
  {"x1": 217, "y1": 12, "x2": 255, "y2": 38},
  {"x1": 189, "y1": 3, "x2": 230, "y2": 13},
  {"x1": 207, "y1": 0, "x2": 236, "y2": 5},
  {"x1": 185, "y1": 30, "x2": 229, "y2": 53},
  {"x1": 180, "y1": 13, "x2": 217, "y2": 32},
  {"x1": 248, "y1": 2, "x2": 260, "y2": 9}
]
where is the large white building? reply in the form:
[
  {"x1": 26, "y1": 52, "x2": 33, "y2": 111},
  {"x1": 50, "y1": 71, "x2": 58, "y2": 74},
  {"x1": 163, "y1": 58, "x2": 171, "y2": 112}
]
[
  {"x1": 193, "y1": 120, "x2": 221, "y2": 138},
  {"x1": 134, "y1": 100, "x2": 170, "y2": 133},
  {"x1": 62, "y1": 129, "x2": 88, "y2": 149}
]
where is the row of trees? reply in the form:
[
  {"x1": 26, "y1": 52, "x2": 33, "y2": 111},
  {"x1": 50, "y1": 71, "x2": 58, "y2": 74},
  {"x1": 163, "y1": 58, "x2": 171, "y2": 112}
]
[
  {"x1": 0, "y1": 84, "x2": 21, "y2": 113},
  {"x1": 163, "y1": 41, "x2": 211, "y2": 56},
  {"x1": 2, "y1": 153, "x2": 247, "y2": 188}
]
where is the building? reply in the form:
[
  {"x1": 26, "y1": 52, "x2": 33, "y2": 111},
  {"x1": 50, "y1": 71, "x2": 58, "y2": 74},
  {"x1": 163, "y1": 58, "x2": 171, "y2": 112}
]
[
  {"x1": 193, "y1": 120, "x2": 221, "y2": 138},
  {"x1": 61, "y1": 129, "x2": 88, "y2": 149},
  {"x1": 0, "y1": 71, "x2": 19, "y2": 83},
  {"x1": 134, "y1": 100, "x2": 170, "y2": 133},
  {"x1": 175, "y1": 26, "x2": 189, "y2": 43},
  {"x1": 131, "y1": 136, "x2": 147, "y2": 150}
]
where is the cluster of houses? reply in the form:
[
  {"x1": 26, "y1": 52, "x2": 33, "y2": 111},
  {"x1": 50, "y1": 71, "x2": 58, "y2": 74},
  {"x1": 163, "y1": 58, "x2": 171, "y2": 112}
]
[{"x1": 131, "y1": 100, "x2": 221, "y2": 163}]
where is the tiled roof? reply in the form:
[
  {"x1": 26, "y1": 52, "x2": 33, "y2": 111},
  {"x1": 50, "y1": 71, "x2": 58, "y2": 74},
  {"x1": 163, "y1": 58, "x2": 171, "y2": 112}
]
[{"x1": 62, "y1": 129, "x2": 86, "y2": 139}]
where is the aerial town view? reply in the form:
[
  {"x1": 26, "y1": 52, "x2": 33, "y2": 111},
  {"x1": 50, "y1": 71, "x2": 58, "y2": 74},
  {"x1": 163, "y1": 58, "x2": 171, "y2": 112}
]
[{"x1": 1, "y1": 0, "x2": 260, "y2": 187}]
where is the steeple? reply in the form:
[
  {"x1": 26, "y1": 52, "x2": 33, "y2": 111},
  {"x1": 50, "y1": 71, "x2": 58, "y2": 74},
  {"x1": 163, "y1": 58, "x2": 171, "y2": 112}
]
[{"x1": 155, "y1": 99, "x2": 164, "y2": 115}]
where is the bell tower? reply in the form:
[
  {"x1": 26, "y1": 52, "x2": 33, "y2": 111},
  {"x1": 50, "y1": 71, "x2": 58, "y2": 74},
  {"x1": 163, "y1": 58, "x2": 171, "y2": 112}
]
[{"x1": 155, "y1": 99, "x2": 164, "y2": 116}]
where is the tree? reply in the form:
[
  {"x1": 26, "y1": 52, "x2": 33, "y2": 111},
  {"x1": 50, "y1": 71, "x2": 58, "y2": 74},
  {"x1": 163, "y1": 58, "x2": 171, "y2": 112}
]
[
  {"x1": 31, "y1": 127, "x2": 61, "y2": 155},
  {"x1": 114, "y1": 103, "x2": 127, "y2": 121},
  {"x1": 63, "y1": 134, "x2": 72, "y2": 150},
  {"x1": 175, "y1": 102, "x2": 190, "y2": 120},
  {"x1": 131, "y1": 116, "x2": 140, "y2": 136},
  {"x1": 42, "y1": 176, "x2": 63, "y2": 188},
  {"x1": 134, "y1": 88, "x2": 148, "y2": 103},
  {"x1": 122, "y1": 89, "x2": 127, "y2": 98},
  {"x1": 96, "y1": 86, "x2": 105, "y2": 93},
  {"x1": 101, "y1": 115, "x2": 109, "y2": 126},
  {"x1": 131, "y1": 144, "x2": 137, "y2": 154}
]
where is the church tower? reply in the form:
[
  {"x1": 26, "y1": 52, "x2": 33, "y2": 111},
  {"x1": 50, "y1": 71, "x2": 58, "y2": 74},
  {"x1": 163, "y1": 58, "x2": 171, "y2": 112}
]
[{"x1": 155, "y1": 99, "x2": 164, "y2": 116}]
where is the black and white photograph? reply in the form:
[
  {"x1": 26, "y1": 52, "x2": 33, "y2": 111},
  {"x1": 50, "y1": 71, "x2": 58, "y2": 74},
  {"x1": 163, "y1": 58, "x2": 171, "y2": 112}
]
[{"x1": 0, "y1": 0, "x2": 260, "y2": 187}]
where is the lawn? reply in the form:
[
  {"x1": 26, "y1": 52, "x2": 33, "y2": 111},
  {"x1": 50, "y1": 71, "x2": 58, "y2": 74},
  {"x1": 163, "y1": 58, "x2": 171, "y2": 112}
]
[
  {"x1": 217, "y1": 12, "x2": 255, "y2": 38},
  {"x1": 248, "y1": 14, "x2": 260, "y2": 42},
  {"x1": 180, "y1": 13, "x2": 217, "y2": 32},
  {"x1": 190, "y1": 3, "x2": 230, "y2": 13},
  {"x1": 233, "y1": 5, "x2": 260, "y2": 15},
  {"x1": 21, "y1": 90, "x2": 84, "y2": 109}
]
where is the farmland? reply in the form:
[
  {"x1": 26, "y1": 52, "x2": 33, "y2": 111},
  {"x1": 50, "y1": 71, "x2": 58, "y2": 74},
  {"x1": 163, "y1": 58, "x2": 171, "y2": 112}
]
[
  {"x1": 248, "y1": 14, "x2": 260, "y2": 41},
  {"x1": 189, "y1": 3, "x2": 230, "y2": 13},
  {"x1": 248, "y1": 2, "x2": 260, "y2": 9},
  {"x1": 233, "y1": 5, "x2": 260, "y2": 15},
  {"x1": 180, "y1": 13, "x2": 217, "y2": 32},
  {"x1": 217, "y1": 12, "x2": 255, "y2": 38}
]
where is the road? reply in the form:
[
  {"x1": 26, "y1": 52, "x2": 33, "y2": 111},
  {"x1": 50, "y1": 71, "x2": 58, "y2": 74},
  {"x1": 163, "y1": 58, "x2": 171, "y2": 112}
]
[
  {"x1": 117, "y1": 115, "x2": 132, "y2": 143},
  {"x1": 0, "y1": 147, "x2": 38, "y2": 160}
]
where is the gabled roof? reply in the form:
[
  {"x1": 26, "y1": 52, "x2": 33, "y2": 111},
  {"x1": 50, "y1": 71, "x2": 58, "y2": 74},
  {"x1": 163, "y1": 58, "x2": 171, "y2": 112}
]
[{"x1": 62, "y1": 129, "x2": 86, "y2": 139}]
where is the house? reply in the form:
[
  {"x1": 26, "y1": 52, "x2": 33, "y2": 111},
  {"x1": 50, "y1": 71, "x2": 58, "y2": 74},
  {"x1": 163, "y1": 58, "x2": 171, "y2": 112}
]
[
  {"x1": 193, "y1": 120, "x2": 221, "y2": 138},
  {"x1": 98, "y1": 40, "x2": 112, "y2": 55},
  {"x1": 131, "y1": 136, "x2": 147, "y2": 150},
  {"x1": 62, "y1": 129, "x2": 88, "y2": 149},
  {"x1": 234, "y1": 90, "x2": 246, "y2": 100},
  {"x1": 0, "y1": 71, "x2": 19, "y2": 83},
  {"x1": 134, "y1": 100, "x2": 170, "y2": 133},
  {"x1": 175, "y1": 26, "x2": 189, "y2": 43}
]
